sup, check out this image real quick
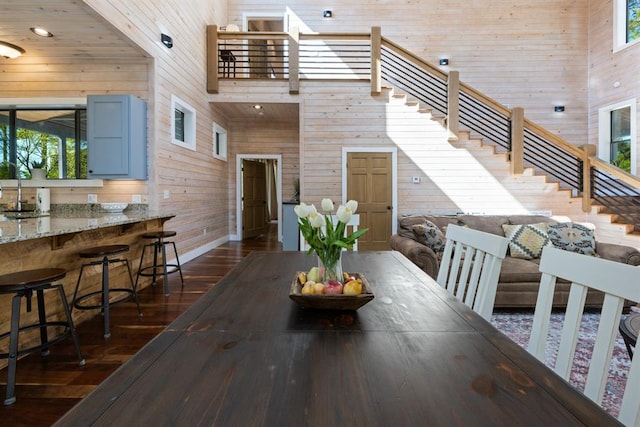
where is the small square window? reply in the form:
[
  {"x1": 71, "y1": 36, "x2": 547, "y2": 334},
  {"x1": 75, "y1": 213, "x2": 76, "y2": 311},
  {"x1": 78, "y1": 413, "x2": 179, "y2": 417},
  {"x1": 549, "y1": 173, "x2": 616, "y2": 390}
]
[
  {"x1": 171, "y1": 95, "x2": 196, "y2": 151},
  {"x1": 213, "y1": 122, "x2": 228, "y2": 161}
]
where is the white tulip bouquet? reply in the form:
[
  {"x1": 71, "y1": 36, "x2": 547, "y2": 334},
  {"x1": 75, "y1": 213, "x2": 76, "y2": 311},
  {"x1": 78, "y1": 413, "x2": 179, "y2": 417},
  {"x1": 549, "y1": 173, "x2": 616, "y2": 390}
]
[{"x1": 294, "y1": 198, "x2": 368, "y2": 282}]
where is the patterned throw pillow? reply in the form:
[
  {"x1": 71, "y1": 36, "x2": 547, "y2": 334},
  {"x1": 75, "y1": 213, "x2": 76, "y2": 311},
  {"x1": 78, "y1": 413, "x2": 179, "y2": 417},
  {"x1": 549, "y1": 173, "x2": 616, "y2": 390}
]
[
  {"x1": 412, "y1": 221, "x2": 446, "y2": 252},
  {"x1": 502, "y1": 222, "x2": 553, "y2": 260},
  {"x1": 547, "y1": 222, "x2": 597, "y2": 256}
]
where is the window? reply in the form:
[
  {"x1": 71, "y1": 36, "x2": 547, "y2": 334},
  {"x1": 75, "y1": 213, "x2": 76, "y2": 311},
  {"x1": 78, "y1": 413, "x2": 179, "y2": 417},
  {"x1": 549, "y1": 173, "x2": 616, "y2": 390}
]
[
  {"x1": 599, "y1": 100, "x2": 637, "y2": 175},
  {"x1": 614, "y1": 0, "x2": 640, "y2": 49},
  {"x1": 213, "y1": 122, "x2": 228, "y2": 160},
  {"x1": 170, "y1": 95, "x2": 196, "y2": 151},
  {"x1": 0, "y1": 108, "x2": 87, "y2": 179},
  {"x1": 610, "y1": 107, "x2": 631, "y2": 172}
]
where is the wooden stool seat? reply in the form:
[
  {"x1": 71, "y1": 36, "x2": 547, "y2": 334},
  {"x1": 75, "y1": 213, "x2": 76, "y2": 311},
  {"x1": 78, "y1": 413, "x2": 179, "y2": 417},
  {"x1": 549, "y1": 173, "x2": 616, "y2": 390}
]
[
  {"x1": 0, "y1": 268, "x2": 84, "y2": 405},
  {"x1": 79, "y1": 244, "x2": 130, "y2": 259},
  {"x1": 72, "y1": 244, "x2": 141, "y2": 339},
  {"x1": 136, "y1": 231, "x2": 183, "y2": 296}
]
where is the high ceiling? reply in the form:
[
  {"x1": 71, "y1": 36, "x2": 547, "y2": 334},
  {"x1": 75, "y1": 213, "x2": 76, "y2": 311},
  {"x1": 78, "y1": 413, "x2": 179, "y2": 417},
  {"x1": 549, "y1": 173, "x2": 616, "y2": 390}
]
[{"x1": 0, "y1": 0, "x2": 297, "y2": 123}]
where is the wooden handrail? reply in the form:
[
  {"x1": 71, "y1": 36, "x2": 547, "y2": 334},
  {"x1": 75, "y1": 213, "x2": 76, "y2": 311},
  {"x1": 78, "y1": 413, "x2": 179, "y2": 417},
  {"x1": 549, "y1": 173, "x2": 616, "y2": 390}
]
[
  {"x1": 380, "y1": 37, "x2": 448, "y2": 81},
  {"x1": 459, "y1": 82, "x2": 512, "y2": 118},
  {"x1": 523, "y1": 118, "x2": 584, "y2": 158},
  {"x1": 590, "y1": 157, "x2": 640, "y2": 188}
]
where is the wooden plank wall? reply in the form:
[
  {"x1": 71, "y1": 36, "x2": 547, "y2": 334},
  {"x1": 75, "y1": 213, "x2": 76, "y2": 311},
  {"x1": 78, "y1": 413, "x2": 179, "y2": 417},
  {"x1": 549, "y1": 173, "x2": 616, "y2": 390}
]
[
  {"x1": 227, "y1": 0, "x2": 590, "y2": 145},
  {"x1": 588, "y1": 0, "x2": 640, "y2": 171}
]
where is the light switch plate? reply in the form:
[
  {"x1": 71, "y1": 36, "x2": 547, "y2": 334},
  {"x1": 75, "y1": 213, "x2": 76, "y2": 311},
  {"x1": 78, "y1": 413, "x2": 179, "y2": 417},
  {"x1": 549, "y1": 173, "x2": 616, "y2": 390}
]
[
  {"x1": 163, "y1": 190, "x2": 170, "y2": 199},
  {"x1": 132, "y1": 194, "x2": 142, "y2": 203},
  {"x1": 87, "y1": 194, "x2": 98, "y2": 203},
  {"x1": 412, "y1": 176, "x2": 421, "y2": 184}
]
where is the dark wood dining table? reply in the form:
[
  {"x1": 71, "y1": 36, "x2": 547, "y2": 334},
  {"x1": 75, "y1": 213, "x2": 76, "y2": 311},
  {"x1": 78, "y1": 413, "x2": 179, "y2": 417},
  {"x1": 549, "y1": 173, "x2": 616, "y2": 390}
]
[{"x1": 54, "y1": 251, "x2": 621, "y2": 426}]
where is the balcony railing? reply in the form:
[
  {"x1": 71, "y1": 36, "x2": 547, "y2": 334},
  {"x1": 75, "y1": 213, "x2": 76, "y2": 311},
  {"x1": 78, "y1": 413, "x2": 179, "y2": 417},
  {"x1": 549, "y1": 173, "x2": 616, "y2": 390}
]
[{"x1": 207, "y1": 25, "x2": 640, "y2": 229}]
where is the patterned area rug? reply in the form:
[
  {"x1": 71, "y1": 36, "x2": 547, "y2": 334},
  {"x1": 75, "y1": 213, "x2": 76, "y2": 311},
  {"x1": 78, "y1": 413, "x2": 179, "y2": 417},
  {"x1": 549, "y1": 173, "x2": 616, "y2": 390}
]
[{"x1": 491, "y1": 309, "x2": 632, "y2": 418}]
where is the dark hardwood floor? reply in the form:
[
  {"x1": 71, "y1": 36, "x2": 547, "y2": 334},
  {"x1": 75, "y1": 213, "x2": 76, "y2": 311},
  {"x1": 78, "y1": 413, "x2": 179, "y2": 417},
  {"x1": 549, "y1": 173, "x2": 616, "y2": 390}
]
[{"x1": 0, "y1": 224, "x2": 281, "y2": 427}]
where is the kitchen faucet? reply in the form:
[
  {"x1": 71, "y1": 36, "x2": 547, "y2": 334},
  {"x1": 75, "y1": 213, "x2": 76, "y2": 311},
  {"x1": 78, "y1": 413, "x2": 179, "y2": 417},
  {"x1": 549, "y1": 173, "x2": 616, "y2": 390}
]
[{"x1": 7, "y1": 162, "x2": 25, "y2": 211}]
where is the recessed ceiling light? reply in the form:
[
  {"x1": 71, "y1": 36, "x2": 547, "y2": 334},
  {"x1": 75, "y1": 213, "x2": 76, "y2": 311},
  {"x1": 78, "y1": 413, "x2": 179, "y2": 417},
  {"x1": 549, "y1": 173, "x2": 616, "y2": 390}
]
[
  {"x1": 0, "y1": 41, "x2": 25, "y2": 59},
  {"x1": 253, "y1": 104, "x2": 262, "y2": 110},
  {"x1": 30, "y1": 27, "x2": 54, "y2": 37}
]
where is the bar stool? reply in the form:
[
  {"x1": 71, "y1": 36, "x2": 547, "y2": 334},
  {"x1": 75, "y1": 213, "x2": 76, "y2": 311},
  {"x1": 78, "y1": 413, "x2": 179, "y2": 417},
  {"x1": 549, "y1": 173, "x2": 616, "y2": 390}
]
[
  {"x1": 619, "y1": 312, "x2": 640, "y2": 360},
  {"x1": 0, "y1": 268, "x2": 85, "y2": 405},
  {"x1": 135, "y1": 231, "x2": 184, "y2": 297},
  {"x1": 72, "y1": 245, "x2": 142, "y2": 339}
]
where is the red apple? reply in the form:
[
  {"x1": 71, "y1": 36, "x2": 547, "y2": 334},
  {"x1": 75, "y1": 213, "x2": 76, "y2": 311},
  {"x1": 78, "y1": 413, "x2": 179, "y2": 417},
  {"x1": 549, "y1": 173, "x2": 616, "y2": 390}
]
[{"x1": 324, "y1": 280, "x2": 344, "y2": 294}]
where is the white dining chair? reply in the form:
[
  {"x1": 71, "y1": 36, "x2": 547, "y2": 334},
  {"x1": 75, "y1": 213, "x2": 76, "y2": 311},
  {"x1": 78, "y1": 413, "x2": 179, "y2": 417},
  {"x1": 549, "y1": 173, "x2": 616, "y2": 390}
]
[
  {"x1": 299, "y1": 214, "x2": 360, "y2": 252},
  {"x1": 436, "y1": 224, "x2": 509, "y2": 320},
  {"x1": 527, "y1": 246, "x2": 640, "y2": 426}
]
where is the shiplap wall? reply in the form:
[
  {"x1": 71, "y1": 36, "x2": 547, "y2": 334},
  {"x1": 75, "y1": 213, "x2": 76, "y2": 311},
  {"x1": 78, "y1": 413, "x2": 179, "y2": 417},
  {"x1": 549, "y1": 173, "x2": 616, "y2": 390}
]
[
  {"x1": 228, "y1": 0, "x2": 590, "y2": 145},
  {"x1": 588, "y1": 0, "x2": 640, "y2": 171}
]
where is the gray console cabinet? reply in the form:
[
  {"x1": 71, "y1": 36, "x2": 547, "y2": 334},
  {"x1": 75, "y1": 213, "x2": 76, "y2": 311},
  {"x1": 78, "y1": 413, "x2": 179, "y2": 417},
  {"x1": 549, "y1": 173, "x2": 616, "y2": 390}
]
[{"x1": 88, "y1": 94, "x2": 147, "y2": 179}]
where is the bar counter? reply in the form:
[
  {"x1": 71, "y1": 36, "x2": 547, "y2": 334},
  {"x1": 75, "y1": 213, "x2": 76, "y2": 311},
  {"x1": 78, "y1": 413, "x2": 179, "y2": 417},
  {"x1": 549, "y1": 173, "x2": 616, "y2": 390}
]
[{"x1": 0, "y1": 208, "x2": 176, "y2": 369}]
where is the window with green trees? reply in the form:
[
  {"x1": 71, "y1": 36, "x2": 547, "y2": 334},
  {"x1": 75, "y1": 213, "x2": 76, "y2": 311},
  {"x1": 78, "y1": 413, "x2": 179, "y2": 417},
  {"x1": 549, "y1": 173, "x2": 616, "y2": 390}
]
[
  {"x1": 628, "y1": 0, "x2": 640, "y2": 42},
  {"x1": 0, "y1": 109, "x2": 87, "y2": 179},
  {"x1": 610, "y1": 106, "x2": 631, "y2": 172}
]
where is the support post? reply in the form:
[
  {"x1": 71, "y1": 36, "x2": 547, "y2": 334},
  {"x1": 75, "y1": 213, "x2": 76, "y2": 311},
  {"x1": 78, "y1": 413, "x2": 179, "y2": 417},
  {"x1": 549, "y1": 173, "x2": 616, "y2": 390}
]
[
  {"x1": 206, "y1": 25, "x2": 219, "y2": 94},
  {"x1": 581, "y1": 144, "x2": 597, "y2": 213},
  {"x1": 447, "y1": 71, "x2": 460, "y2": 140},
  {"x1": 510, "y1": 107, "x2": 525, "y2": 174},
  {"x1": 370, "y1": 27, "x2": 382, "y2": 95},
  {"x1": 289, "y1": 27, "x2": 300, "y2": 94}
]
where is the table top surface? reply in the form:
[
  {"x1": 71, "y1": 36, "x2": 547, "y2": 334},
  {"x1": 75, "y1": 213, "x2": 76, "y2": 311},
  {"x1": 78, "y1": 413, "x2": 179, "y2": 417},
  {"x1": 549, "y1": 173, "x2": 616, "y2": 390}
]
[{"x1": 55, "y1": 251, "x2": 620, "y2": 427}]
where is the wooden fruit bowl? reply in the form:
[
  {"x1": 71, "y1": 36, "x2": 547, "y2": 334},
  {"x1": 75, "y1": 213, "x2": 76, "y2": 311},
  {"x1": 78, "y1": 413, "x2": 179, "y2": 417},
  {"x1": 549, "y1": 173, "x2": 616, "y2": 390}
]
[{"x1": 289, "y1": 272, "x2": 374, "y2": 310}]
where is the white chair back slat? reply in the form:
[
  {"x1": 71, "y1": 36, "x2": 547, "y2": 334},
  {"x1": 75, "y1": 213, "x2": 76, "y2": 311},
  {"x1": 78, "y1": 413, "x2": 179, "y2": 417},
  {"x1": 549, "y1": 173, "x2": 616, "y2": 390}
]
[
  {"x1": 527, "y1": 246, "x2": 640, "y2": 425},
  {"x1": 436, "y1": 224, "x2": 509, "y2": 321}
]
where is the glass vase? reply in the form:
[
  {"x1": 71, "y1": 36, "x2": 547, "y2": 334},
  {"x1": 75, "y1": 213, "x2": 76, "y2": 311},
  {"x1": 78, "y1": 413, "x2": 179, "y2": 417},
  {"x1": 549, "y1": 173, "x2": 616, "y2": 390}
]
[{"x1": 318, "y1": 251, "x2": 343, "y2": 283}]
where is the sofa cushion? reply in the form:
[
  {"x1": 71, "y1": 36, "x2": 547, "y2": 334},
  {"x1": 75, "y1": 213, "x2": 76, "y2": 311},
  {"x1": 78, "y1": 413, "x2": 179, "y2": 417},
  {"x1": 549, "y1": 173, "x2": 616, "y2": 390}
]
[
  {"x1": 398, "y1": 215, "x2": 458, "y2": 239},
  {"x1": 499, "y1": 257, "x2": 543, "y2": 283},
  {"x1": 502, "y1": 222, "x2": 553, "y2": 260},
  {"x1": 547, "y1": 222, "x2": 597, "y2": 256},
  {"x1": 457, "y1": 215, "x2": 509, "y2": 236},
  {"x1": 412, "y1": 221, "x2": 446, "y2": 252}
]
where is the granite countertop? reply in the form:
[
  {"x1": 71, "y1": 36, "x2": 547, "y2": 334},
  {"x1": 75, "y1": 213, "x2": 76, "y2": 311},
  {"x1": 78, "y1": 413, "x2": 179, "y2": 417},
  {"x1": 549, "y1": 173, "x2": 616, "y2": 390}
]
[{"x1": 0, "y1": 210, "x2": 175, "y2": 244}]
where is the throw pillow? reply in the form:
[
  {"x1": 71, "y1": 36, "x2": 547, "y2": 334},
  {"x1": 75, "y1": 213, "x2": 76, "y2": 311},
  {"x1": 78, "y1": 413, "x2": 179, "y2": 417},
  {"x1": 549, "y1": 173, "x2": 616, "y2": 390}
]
[
  {"x1": 502, "y1": 222, "x2": 553, "y2": 260},
  {"x1": 547, "y1": 222, "x2": 597, "y2": 256},
  {"x1": 412, "y1": 221, "x2": 446, "y2": 252}
]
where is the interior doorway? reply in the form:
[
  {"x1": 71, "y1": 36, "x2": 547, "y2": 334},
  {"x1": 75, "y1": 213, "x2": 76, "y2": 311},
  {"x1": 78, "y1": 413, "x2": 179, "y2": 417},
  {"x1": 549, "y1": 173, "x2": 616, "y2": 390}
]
[
  {"x1": 236, "y1": 154, "x2": 282, "y2": 242},
  {"x1": 243, "y1": 13, "x2": 287, "y2": 78},
  {"x1": 343, "y1": 148, "x2": 397, "y2": 250}
]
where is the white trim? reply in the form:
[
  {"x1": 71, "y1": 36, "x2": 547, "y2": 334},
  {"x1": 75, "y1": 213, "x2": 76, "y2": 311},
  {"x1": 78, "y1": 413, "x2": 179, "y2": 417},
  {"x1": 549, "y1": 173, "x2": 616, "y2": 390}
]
[
  {"x1": 0, "y1": 97, "x2": 87, "y2": 108},
  {"x1": 170, "y1": 94, "x2": 196, "y2": 151},
  {"x1": 235, "y1": 154, "x2": 282, "y2": 242},
  {"x1": 179, "y1": 235, "x2": 230, "y2": 264},
  {"x1": 241, "y1": 12, "x2": 289, "y2": 32},
  {"x1": 598, "y1": 98, "x2": 637, "y2": 175},
  {"x1": 341, "y1": 147, "x2": 398, "y2": 235}
]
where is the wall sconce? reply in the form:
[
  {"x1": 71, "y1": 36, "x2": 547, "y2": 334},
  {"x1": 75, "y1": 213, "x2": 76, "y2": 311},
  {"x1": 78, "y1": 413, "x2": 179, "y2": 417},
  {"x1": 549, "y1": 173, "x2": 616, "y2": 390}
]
[
  {"x1": 439, "y1": 58, "x2": 449, "y2": 66},
  {"x1": 323, "y1": 10, "x2": 333, "y2": 18},
  {"x1": 161, "y1": 33, "x2": 173, "y2": 49},
  {"x1": 0, "y1": 41, "x2": 25, "y2": 59},
  {"x1": 554, "y1": 105, "x2": 565, "y2": 112}
]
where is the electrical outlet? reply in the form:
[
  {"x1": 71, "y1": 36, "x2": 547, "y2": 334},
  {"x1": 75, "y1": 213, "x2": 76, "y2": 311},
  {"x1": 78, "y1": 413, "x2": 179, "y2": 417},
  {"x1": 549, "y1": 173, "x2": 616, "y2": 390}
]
[
  {"x1": 87, "y1": 194, "x2": 98, "y2": 203},
  {"x1": 203, "y1": 228, "x2": 207, "y2": 236},
  {"x1": 131, "y1": 194, "x2": 142, "y2": 203},
  {"x1": 163, "y1": 190, "x2": 170, "y2": 199}
]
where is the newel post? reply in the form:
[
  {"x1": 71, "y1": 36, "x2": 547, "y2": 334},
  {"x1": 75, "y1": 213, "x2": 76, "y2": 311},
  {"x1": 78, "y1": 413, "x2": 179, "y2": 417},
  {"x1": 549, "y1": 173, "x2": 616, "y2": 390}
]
[
  {"x1": 206, "y1": 25, "x2": 220, "y2": 94},
  {"x1": 447, "y1": 71, "x2": 460, "y2": 140},
  {"x1": 370, "y1": 26, "x2": 382, "y2": 95},
  {"x1": 510, "y1": 107, "x2": 525, "y2": 175},
  {"x1": 581, "y1": 144, "x2": 597, "y2": 213},
  {"x1": 289, "y1": 26, "x2": 300, "y2": 94}
]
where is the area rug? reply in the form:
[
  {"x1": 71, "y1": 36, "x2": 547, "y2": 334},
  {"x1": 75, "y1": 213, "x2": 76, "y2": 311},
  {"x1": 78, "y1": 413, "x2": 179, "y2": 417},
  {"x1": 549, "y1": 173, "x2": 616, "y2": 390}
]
[{"x1": 491, "y1": 309, "x2": 632, "y2": 419}]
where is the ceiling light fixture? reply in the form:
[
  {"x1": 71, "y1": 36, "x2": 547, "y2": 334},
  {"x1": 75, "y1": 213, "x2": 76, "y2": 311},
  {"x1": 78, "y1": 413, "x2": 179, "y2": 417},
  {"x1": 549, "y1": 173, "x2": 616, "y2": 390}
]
[
  {"x1": 0, "y1": 41, "x2": 25, "y2": 59},
  {"x1": 253, "y1": 104, "x2": 263, "y2": 110},
  {"x1": 30, "y1": 27, "x2": 53, "y2": 37}
]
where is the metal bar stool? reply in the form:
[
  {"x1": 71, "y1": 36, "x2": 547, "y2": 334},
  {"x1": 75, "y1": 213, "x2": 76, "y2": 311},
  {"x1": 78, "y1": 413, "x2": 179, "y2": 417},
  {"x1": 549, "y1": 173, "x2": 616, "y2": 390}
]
[
  {"x1": 0, "y1": 268, "x2": 85, "y2": 405},
  {"x1": 72, "y1": 245, "x2": 142, "y2": 339},
  {"x1": 619, "y1": 312, "x2": 640, "y2": 360},
  {"x1": 135, "y1": 231, "x2": 184, "y2": 297}
]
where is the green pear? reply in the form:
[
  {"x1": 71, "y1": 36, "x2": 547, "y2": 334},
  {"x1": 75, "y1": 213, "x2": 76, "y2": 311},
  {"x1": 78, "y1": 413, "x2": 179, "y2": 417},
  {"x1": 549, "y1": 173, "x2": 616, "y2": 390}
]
[{"x1": 307, "y1": 266, "x2": 320, "y2": 283}]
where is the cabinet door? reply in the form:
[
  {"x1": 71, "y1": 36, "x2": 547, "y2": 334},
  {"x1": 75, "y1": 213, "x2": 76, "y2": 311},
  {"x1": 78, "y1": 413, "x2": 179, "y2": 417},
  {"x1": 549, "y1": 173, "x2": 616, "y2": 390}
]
[{"x1": 87, "y1": 95, "x2": 147, "y2": 179}]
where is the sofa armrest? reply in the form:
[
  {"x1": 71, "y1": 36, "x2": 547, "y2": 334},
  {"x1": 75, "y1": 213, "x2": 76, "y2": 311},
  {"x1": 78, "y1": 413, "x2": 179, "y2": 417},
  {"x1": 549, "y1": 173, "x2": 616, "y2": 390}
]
[
  {"x1": 596, "y1": 241, "x2": 640, "y2": 266},
  {"x1": 389, "y1": 234, "x2": 439, "y2": 278}
]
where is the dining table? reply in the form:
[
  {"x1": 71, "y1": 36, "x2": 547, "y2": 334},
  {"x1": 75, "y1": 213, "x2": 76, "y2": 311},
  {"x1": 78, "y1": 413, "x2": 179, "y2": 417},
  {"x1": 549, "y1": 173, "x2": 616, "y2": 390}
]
[{"x1": 54, "y1": 251, "x2": 621, "y2": 426}]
